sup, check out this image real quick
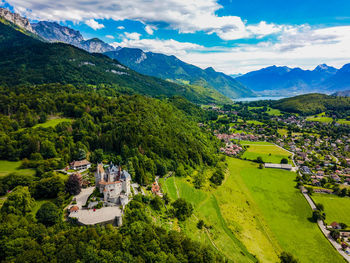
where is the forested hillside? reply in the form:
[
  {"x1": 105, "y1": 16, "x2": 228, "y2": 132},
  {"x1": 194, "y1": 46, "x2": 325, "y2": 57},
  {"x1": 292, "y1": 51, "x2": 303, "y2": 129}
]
[
  {"x1": 0, "y1": 21, "x2": 229, "y2": 104},
  {"x1": 105, "y1": 47, "x2": 254, "y2": 99},
  {"x1": 273, "y1": 93, "x2": 350, "y2": 115},
  {"x1": 0, "y1": 84, "x2": 220, "y2": 185}
]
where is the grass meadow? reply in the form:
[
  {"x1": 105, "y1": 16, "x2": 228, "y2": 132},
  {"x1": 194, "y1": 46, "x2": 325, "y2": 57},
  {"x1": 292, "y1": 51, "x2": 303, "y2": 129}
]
[
  {"x1": 160, "y1": 157, "x2": 344, "y2": 262},
  {"x1": 311, "y1": 193, "x2": 350, "y2": 226},
  {"x1": 0, "y1": 160, "x2": 35, "y2": 177},
  {"x1": 33, "y1": 117, "x2": 73, "y2": 128},
  {"x1": 239, "y1": 141, "x2": 293, "y2": 164},
  {"x1": 235, "y1": 158, "x2": 344, "y2": 263}
]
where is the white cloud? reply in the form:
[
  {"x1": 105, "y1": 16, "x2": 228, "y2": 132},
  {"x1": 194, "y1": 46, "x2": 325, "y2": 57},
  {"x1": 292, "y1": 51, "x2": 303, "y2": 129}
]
[
  {"x1": 85, "y1": 19, "x2": 104, "y2": 30},
  {"x1": 180, "y1": 26, "x2": 350, "y2": 74},
  {"x1": 124, "y1": 32, "x2": 141, "y2": 40},
  {"x1": 105, "y1": 35, "x2": 114, "y2": 39},
  {"x1": 145, "y1": 25, "x2": 156, "y2": 35},
  {"x1": 117, "y1": 26, "x2": 125, "y2": 30},
  {"x1": 111, "y1": 33, "x2": 204, "y2": 56},
  {"x1": 6, "y1": 0, "x2": 283, "y2": 40},
  {"x1": 111, "y1": 25, "x2": 350, "y2": 74}
]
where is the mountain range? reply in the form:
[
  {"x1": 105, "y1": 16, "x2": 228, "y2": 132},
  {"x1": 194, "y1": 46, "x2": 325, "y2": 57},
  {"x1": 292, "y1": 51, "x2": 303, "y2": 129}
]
[
  {"x1": 0, "y1": 8, "x2": 254, "y2": 99},
  {"x1": 1, "y1": 7, "x2": 350, "y2": 98},
  {"x1": 31, "y1": 21, "x2": 115, "y2": 53},
  {"x1": 105, "y1": 48, "x2": 253, "y2": 99},
  {"x1": 236, "y1": 64, "x2": 350, "y2": 96},
  {"x1": 0, "y1": 16, "x2": 232, "y2": 104}
]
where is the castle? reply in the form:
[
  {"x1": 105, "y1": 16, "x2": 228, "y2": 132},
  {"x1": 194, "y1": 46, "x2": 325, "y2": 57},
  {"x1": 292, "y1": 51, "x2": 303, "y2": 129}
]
[{"x1": 95, "y1": 163, "x2": 131, "y2": 206}]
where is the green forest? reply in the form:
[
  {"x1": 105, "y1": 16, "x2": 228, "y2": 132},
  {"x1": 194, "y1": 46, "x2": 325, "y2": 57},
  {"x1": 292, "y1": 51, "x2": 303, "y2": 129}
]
[{"x1": 0, "y1": 84, "x2": 220, "y2": 185}]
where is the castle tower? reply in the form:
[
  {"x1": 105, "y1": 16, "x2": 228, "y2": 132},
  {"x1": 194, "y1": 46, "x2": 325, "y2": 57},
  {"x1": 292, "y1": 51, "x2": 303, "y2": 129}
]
[{"x1": 103, "y1": 188, "x2": 108, "y2": 202}]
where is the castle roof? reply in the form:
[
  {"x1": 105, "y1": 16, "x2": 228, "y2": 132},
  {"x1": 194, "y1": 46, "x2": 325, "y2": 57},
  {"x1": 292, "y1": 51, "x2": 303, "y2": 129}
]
[{"x1": 69, "y1": 205, "x2": 79, "y2": 212}]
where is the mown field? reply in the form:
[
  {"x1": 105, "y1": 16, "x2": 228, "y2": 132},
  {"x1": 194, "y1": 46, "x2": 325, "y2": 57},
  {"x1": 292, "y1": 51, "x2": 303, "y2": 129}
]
[
  {"x1": 160, "y1": 175, "x2": 258, "y2": 263},
  {"x1": 239, "y1": 141, "x2": 293, "y2": 164},
  {"x1": 311, "y1": 193, "x2": 350, "y2": 226},
  {"x1": 0, "y1": 160, "x2": 35, "y2": 177},
  {"x1": 160, "y1": 157, "x2": 344, "y2": 262},
  {"x1": 234, "y1": 158, "x2": 344, "y2": 263}
]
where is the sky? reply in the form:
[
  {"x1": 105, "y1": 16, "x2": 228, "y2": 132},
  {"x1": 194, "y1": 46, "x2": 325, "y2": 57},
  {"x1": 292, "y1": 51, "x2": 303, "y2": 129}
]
[{"x1": 2, "y1": 0, "x2": 350, "y2": 74}]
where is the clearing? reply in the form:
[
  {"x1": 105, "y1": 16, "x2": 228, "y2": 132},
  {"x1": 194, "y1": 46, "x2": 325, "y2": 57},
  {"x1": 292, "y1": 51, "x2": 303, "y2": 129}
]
[
  {"x1": 0, "y1": 160, "x2": 35, "y2": 177},
  {"x1": 311, "y1": 193, "x2": 350, "y2": 227},
  {"x1": 33, "y1": 117, "x2": 73, "y2": 128},
  {"x1": 239, "y1": 141, "x2": 292, "y2": 164}
]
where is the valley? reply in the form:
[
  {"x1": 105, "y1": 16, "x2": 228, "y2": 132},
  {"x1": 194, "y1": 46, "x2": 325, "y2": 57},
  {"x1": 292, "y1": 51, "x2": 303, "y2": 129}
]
[{"x1": 0, "y1": 5, "x2": 349, "y2": 263}]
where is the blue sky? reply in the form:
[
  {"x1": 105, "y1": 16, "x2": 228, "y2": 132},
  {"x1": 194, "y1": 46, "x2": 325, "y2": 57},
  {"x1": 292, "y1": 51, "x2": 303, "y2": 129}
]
[{"x1": 2, "y1": 0, "x2": 350, "y2": 74}]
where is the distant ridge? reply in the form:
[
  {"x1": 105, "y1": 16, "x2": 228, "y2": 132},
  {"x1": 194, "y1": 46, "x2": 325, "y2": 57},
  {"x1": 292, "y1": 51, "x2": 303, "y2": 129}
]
[
  {"x1": 0, "y1": 20, "x2": 231, "y2": 104},
  {"x1": 105, "y1": 47, "x2": 254, "y2": 99},
  {"x1": 236, "y1": 64, "x2": 339, "y2": 96}
]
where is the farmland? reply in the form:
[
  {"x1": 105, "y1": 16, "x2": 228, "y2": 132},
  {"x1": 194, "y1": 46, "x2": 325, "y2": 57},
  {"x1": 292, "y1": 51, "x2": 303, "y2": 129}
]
[
  {"x1": 311, "y1": 193, "x2": 350, "y2": 226},
  {"x1": 239, "y1": 141, "x2": 293, "y2": 164},
  {"x1": 160, "y1": 158, "x2": 344, "y2": 262},
  {"x1": 230, "y1": 158, "x2": 344, "y2": 263}
]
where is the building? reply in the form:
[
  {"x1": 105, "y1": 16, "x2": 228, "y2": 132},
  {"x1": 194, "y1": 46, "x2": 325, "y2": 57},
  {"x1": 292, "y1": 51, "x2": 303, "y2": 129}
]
[
  {"x1": 264, "y1": 163, "x2": 293, "y2": 170},
  {"x1": 330, "y1": 222, "x2": 341, "y2": 229},
  {"x1": 95, "y1": 163, "x2": 131, "y2": 206},
  {"x1": 70, "y1": 159, "x2": 91, "y2": 170}
]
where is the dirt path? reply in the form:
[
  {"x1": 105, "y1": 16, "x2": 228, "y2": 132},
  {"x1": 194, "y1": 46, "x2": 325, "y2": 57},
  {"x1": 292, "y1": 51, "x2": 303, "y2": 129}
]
[{"x1": 173, "y1": 175, "x2": 180, "y2": 198}]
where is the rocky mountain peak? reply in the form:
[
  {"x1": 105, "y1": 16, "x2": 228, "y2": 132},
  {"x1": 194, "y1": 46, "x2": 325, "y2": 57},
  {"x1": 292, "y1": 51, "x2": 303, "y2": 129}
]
[
  {"x1": 0, "y1": 7, "x2": 34, "y2": 33},
  {"x1": 32, "y1": 21, "x2": 84, "y2": 46}
]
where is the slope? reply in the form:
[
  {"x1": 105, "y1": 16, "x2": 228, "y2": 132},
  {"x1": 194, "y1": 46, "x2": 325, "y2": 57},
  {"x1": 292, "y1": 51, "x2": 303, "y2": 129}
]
[
  {"x1": 105, "y1": 47, "x2": 254, "y2": 99},
  {"x1": 0, "y1": 21, "x2": 229, "y2": 104}
]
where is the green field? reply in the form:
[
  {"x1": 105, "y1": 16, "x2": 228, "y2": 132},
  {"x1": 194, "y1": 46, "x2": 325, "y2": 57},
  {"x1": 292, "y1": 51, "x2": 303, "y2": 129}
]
[
  {"x1": 306, "y1": 112, "x2": 333, "y2": 123},
  {"x1": 229, "y1": 158, "x2": 343, "y2": 263},
  {"x1": 266, "y1": 107, "x2": 282, "y2": 116},
  {"x1": 240, "y1": 141, "x2": 293, "y2": 164},
  {"x1": 161, "y1": 158, "x2": 343, "y2": 262},
  {"x1": 311, "y1": 193, "x2": 350, "y2": 226},
  {"x1": 246, "y1": 120, "x2": 264, "y2": 125},
  {"x1": 278, "y1": 128, "x2": 288, "y2": 136},
  {"x1": 337, "y1": 119, "x2": 350, "y2": 125},
  {"x1": 33, "y1": 117, "x2": 73, "y2": 128},
  {"x1": 0, "y1": 160, "x2": 35, "y2": 177},
  {"x1": 161, "y1": 176, "x2": 258, "y2": 262}
]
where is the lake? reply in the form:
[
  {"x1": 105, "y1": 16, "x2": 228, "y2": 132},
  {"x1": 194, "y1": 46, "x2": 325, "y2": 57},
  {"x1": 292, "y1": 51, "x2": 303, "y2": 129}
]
[{"x1": 233, "y1": 96, "x2": 286, "y2": 102}]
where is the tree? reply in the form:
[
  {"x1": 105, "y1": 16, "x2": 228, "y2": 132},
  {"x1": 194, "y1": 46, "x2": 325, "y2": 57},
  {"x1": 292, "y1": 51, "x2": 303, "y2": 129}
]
[
  {"x1": 1, "y1": 186, "x2": 34, "y2": 216},
  {"x1": 197, "y1": 219, "x2": 204, "y2": 229},
  {"x1": 90, "y1": 149, "x2": 104, "y2": 163},
  {"x1": 172, "y1": 198, "x2": 193, "y2": 221},
  {"x1": 316, "y1": 203, "x2": 324, "y2": 211},
  {"x1": 36, "y1": 202, "x2": 61, "y2": 226},
  {"x1": 34, "y1": 175, "x2": 64, "y2": 199},
  {"x1": 210, "y1": 169, "x2": 225, "y2": 186},
  {"x1": 330, "y1": 229, "x2": 340, "y2": 240},
  {"x1": 65, "y1": 174, "x2": 82, "y2": 195},
  {"x1": 280, "y1": 158, "x2": 288, "y2": 164},
  {"x1": 279, "y1": 252, "x2": 298, "y2": 263},
  {"x1": 306, "y1": 186, "x2": 314, "y2": 195},
  {"x1": 340, "y1": 188, "x2": 347, "y2": 197},
  {"x1": 151, "y1": 196, "x2": 163, "y2": 211},
  {"x1": 256, "y1": 156, "x2": 263, "y2": 163},
  {"x1": 163, "y1": 193, "x2": 170, "y2": 205},
  {"x1": 312, "y1": 210, "x2": 326, "y2": 222},
  {"x1": 339, "y1": 222, "x2": 347, "y2": 229}
]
